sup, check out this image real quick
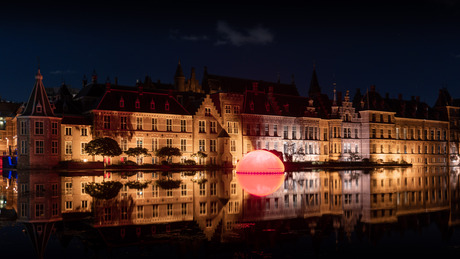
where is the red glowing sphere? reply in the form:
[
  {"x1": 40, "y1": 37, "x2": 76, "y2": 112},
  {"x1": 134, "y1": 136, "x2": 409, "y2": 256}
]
[{"x1": 235, "y1": 150, "x2": 285, "y2": 197}]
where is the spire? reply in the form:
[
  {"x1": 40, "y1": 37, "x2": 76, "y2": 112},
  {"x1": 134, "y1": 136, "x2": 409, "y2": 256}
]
[
  {"x1": 308, "y1": 67, "x2": 321, "y2": 97},
  {"x1": 332, "y1": 87, "x2": 337, "y2": 106},
  {"x1": 21, "y1": 69, "x2": 55, "y2": 116},
  {"x1": 174, "y1": 59, "x2": 184, "y2": 78},
  {"x1": 174, "y1": 59, "x2": 185, "y2": 91}
]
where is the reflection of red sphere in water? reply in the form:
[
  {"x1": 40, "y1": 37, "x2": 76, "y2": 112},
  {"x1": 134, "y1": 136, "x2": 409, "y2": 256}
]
[{"x1": 235, "y1": 150, "x2": 285, "y2": 197}]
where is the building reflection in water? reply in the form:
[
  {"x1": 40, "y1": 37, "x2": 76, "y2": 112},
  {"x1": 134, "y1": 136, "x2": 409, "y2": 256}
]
[{"x1": 8, "y1": 166, "x2": 460, "y2": 258}]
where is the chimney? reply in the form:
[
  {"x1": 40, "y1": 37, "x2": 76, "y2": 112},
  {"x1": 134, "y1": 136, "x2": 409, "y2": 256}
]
[
  {"x1": 136, "y1": 80, "x2": 143, "y2": 95},
  {"x1": 370, "y1": 85, "x2": 376, "y2": 92},
  {"x1": 416, "y1": 96, "x2": 420, "y2": 102},
  {"x1": 105, "y1": 77, "x2": 111, "y2": 92},
  {"x1": 91, "y1": 70, "x2": 97, "y2": 83},
  {"x1": 114, "y1": 77, "x2": 118, "y2": 86}
]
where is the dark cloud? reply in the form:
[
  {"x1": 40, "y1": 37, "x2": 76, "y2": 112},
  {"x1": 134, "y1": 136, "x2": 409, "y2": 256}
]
[{"x1": 216, "y1": 21, "x2": 274, "y2": 46}]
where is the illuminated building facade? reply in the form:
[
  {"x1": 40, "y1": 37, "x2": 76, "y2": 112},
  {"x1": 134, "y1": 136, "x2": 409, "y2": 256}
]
[{"x1": 13, "y1": 64, "x2": 459, "y2": 168}]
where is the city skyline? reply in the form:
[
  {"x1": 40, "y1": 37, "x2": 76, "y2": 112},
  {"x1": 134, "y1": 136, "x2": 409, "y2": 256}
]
[{"x1": 1, "y1": 1, "x2": 460, "y2": 105}]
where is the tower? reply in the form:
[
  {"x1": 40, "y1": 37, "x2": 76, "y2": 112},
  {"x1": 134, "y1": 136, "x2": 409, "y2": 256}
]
[
  {"x1": 174, "y1": 60, "x2": 185, "y2": 92},
  {"x1": 17, "y1": 69, "x2": 62, "y2": 169}
]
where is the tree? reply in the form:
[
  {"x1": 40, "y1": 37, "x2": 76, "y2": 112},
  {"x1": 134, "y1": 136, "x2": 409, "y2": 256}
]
[
  {"x1": 84, "y1": 181, "x2": 123, "y2": 200},
  {"x1": 85, "y1": 137, "x2": 122, "y2": 164},
  {"x1": 155, "y1": 147, "x2": 182, "y2": 164},
  {"x1": 125, "y1": 147, "x2": 151, "y2": 164}
]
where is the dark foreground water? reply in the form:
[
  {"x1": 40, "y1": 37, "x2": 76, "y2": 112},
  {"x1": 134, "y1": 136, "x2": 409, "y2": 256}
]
[{"x1": 1, "y1": 166, "x2": 460, "y2": 258}]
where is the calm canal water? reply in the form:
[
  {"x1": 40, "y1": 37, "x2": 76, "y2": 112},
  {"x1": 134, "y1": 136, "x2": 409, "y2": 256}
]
[{"x1": 1, "y1": 166, "x2": 460, "y2": 258}]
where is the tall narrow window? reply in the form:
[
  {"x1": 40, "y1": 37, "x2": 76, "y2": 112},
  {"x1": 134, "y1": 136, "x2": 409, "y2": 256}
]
[
  {"x1": 35, "y1": 121, "x2": 44, "y2": 135},
  {"x1": 152, "y1": 118, "x2": 157, "y2": 131},
  {"x1": 52, "y1": 141, "x2": 58, "y2": 154},
  {"x1": 150, "y1": 99, "x2": 155, "y2": 110},
  {"x1": 119, "y1": 97, "x2": 124, "y2": 108},
  {"x1": 51, "y1": 122, "x2": 58, "y2": 135},
  {"x1": 199, "y1": 121, "x2": 206, "y2": 133},
  {"x1": 120, "y1": 116, "x2": 127, "y2": 130},
  {"x1": 180, "y1": 139, "x2": 187, "y2": 152},
  {"x1": 165, "y1": 101, "x2": 169, "y2": 111},
  {"x1": 103, "y1": 115, "x2": 110, "y2": 129},
  {"x1": 181, "y1": 120, "x2": 186, "y2": 132},
  {"x1": 166, "y1": 119, "x2": 172, "y2": 131},
  {"x1": 35, "y1": 140, "x2": 44, "y2": 154},
  {"x1": 65, "y1": 141, "x2": 72, "y2": 155},
  {"x1": 136, "y1": 117, "x2": 143, "y2": 130}
]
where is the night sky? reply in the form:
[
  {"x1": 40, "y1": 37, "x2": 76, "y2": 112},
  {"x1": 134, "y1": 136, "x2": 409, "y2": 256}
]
[{"x1": 1, "y1": 0, "x2": 460, "y2": 106}]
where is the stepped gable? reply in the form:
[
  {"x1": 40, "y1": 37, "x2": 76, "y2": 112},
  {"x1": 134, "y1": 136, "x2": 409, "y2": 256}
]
[
  {"x1": 21, "y1": 69, "x2": 55, "y2": 117},
  {"x1": 210, "y1": 93, "x2": 222, "y2": 114},
  {"x1": 180, "y1": 92, "x2": 207, "y2": 115},
  {"x1": 202, "y1": 72, "x2": 299, "y2": 96},
  {"x1": 95, "y1": 86, "x2": 190, "y2": 115}
]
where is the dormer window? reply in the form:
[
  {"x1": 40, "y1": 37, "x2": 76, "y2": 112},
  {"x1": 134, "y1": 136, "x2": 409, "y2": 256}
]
[
  {"x1": 165, "y1": 101, "x2": 169, "y2": 111},
  {"x1": 36, "y1": 102, "x2": 42, "y2": 113},
  {"x1": 135, "y1": 98, "x2": 140, "y2": 109},
  {"x1": 150, "y1": 99, "x2": 155, "y2": 110},
  {"x1": 119, "y1": 97, "x2": 124, "y2": 108},
  {"x1": 265, "y1": 101, "x2": 270, "y2": 112},
  {"x1": 250, "y1": 101, "x2": 254, "y2": 111}
]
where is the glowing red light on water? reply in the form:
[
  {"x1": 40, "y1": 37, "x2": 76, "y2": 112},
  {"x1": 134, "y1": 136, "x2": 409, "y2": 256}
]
[{"x1": 235, "y1": 150, "x2": 285, "y2": 197}]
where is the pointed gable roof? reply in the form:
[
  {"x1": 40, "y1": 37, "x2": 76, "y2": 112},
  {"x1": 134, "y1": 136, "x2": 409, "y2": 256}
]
[
  {"x1": 21, "y1": 69, "x2": 55, "y2": 117},
  {"x1": 175, "y1": 60, "x2": 184, "y2": 78},
  {"x1": 308, "y1": 68, "x2": 321, "y2": 97}
]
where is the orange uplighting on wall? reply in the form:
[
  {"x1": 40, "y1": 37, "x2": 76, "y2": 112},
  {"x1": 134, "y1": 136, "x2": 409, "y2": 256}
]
[{"x1": 235, "y1": 150, "x2": 285, "y2": 197}]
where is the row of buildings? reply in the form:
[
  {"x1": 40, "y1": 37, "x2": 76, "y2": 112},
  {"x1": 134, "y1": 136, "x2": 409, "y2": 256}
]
[{"x1": 2, "y1": 61, "x2": 460, "y2": 169}]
